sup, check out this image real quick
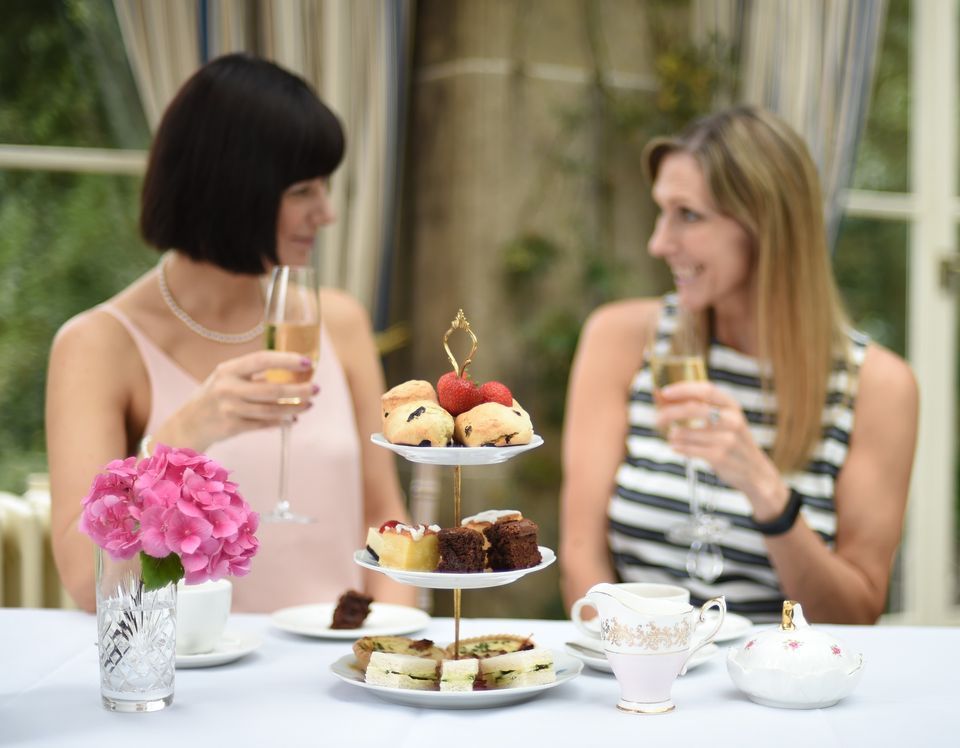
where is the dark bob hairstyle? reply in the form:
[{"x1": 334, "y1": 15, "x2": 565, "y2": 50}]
[{"x1": 140, "y1": 53, "x2": 345, "y2": 274}]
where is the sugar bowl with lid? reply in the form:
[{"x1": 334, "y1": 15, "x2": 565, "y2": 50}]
[{"x1": 726, "y1": 600, "x2": 864, "y2": 709}]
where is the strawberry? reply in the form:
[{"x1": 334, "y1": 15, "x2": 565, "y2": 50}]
[
  {"x1": 480, "y1": 381, "x2": 513, "y2": 407},
  {"x1": 437, "y1": 371, "x2": 483, "y2": 416}
]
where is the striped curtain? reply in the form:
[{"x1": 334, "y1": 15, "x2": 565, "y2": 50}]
[{"x1": 696, "y1": 0, "x2": 888, "y2": 251}]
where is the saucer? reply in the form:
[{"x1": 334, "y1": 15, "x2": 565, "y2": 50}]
[
  {"x1": 175, "y1": 631, "x2": 262, "y2": 668},
  {"x1": 564, "y1": 639, "x2": 719, "y2": 674}
]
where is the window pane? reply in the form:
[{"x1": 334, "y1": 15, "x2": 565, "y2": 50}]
[
  {"x1": 833, "y1": 215, "x2": 909, "y2": 614},
  {"x1": 833, "y1": 217, "x2": 909, "y2": 356},
  {"x1": 850, "y1": 0, "x2": 909, "y2": 192},
  {"x1": 0, "y1": 0, "x2": 149, "y2": 149},
  {"x1": 0, "y1": 170, "x2": 154, "y2": 492}
]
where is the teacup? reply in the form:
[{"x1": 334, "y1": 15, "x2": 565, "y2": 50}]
[
  {"x1": 583, "y1": 582, "x2": 724, "y2": 714},
  {"x1": 176, "y1": 578, "x2": 232, "y2": 655},
  {"x1": 570, "y1": 582, "x2": 690, "y2": 640}
]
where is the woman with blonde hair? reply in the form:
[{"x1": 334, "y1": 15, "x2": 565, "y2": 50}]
[{"x1": 559, "y1": 106, "x2": 917, "y2": 623}]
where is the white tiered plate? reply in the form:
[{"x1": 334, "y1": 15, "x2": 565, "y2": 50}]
[
  {"x1": 370, "y1": 433, "x2": 543, "y2": 465},
  {"x1": 354, "y1": 547, "x2": 555, "y2": 589},
  {"x1": 271, "y1": 603, "x2": 431, "y2": 639},
  {"x1": 330, "y1": 651, "x2": 582, "y2": 709},
  {"x1": 564, "y1": 640, "x2": 720, "y2": 675}
]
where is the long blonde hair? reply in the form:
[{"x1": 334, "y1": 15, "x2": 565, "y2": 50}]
[{"x1": 644, "y1": 106, "x2": 849, "y2": 472}]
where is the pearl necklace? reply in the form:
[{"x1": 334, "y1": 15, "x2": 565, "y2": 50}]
[{"x1": 157, "y1": 255, "x2": 265, "y2": 344}]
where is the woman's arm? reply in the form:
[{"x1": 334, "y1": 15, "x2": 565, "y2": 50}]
[
  {"x1": 323, "y1": 289, "x2": 416, "y2": 606},
  {"x1": 659, "y1": 343, "x2": 918, "y2": 623},
  {"x1": 559, "y1": 299, "x2": 659, "y2": 613},
  {"x1": 46, "y1": 312, "x2": 138, "y2": 611}
]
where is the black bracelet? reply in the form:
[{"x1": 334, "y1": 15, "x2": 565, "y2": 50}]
[{"x1": 752, "y1": 488, "x2": 803, "y2": 536}]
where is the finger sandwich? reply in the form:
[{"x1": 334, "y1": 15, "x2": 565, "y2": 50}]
[{"x1": 364, "y1": 651, "x2": 439, "y2": 690}]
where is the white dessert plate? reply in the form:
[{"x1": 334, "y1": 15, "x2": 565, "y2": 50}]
[
  {"x1": 354, "y1": 547, "x2": 556, "y2": 590},
  {"x1": 330, "y1": 651, "x2": 582, "y2": 709},
  {"x1": 564, "y1": 639, "x2": 719, "y2": 675},
  {"x1": 575, "y1": 609, "x2": 753, "y2": 644},
  {"x1": 271, "y1": 602, "x2": 430, "y2": 639},
  {"x1": 176, "y1": 631, "x2": 262, "y2": 669},
  {"x1": 370, "y1": 433, "x2": 543, "y2": 466}
]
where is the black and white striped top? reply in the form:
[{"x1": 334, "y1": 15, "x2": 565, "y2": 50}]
[{"x1": 608, "y1": 295, "x2": 867, "y2": 621}]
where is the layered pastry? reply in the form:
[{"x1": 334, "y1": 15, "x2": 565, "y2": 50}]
[
  {"x1": 445, "y1": 634, "x2": 535, "y2": 660},
  {"x1": 436, "y1": 526, "x2": 485, "y2": 573},
  {"x1": 478, "y1": 648, "x2": 555, "y2": 689},
  {"x1": 352, "y1": 636, "x2": 445, "y2": 671},
  {"x1": 439, "y1": 658, "x2": 480, "y2": 692},
  {"x1": 383, "y1": 399, "x2": 455, "y2": 447},
  {"x1": 330, "y1": 589, "x2": 373, "y2": 629},
  {"x1": 484, "y1": 518, "x2": 542, "y2": 571},
  {"x1": 453, "y1": 400, "x2": 533, "y2": 447},
  {"x1": 381, "y1": 379, "x2": 438, "y2": 422},
  {"x1": 370, "y1": 522, "x2": 440, "y2": 571},
  {"x1": 365, "y1": 651, "x2": 439, "y2": 690}
]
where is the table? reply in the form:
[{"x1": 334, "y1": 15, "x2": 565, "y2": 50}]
[{"x1": 1, "y1": 609, "x2": 957, "y2": 747}]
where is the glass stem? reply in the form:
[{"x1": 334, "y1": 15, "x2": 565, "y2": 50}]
[
  {"x1": 276, "y1": 421, "x2": 292, "y2": 514},
  {"x1": 686, "y1": 459, "x2": 702, "y2": 520}
]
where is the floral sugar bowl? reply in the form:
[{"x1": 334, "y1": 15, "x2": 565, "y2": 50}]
[{"x1": 727, "y1": 600, "x2": 864, "y2": 709}]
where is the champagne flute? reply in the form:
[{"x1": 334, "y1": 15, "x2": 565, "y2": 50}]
[
  {"x1": 262, "y1": 265, "x2": 320, "y2": 524},
  {"x1": 649, "y1": 307, "x2": 727, "y2": 583}
]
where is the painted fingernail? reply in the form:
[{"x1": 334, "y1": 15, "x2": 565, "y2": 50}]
[
  {"x1": 312, "y1": 385, "x2": 320, "y2": 394},
  {"x1": 300, "y1": 357, "x2": 312, "y2": 368}
]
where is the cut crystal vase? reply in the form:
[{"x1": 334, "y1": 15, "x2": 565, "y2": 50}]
[{"x1": 96, "y1": 549, "x2": 177, "y2": 712}]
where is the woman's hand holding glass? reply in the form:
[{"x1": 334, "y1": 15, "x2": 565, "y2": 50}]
[{"x1": 159, "y1": 351, "x2": 316, "y2": 454}]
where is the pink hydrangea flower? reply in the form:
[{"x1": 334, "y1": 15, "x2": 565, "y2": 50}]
[{"x1": 79, "y1": 444, "x2": 259, "y2": 585}]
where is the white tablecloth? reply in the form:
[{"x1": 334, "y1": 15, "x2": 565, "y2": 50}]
[{"x1": 1, "y1": 608, "x2": 957, "y2": 747}]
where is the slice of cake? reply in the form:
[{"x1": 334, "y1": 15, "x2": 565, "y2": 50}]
[
  {"x1": 375, "y1": 522, "x2": 440, "y2": 571},
  {"x1": 439, "y1": 658, "x2": 480, "y2": 692},
  {"x1": 484, "y1": 517, "x2": 542, "y2": 571},
  {"x1": 437, "y1": 526, "x2": 485, "y2": 573},
  {"x1": 478, "y1": 648, "x2": 556, "y2": 689},
  {"x1": 330, "y1": 589, "x2": 373, "y2": 629},
  {"x1": 444, "y1": 634, "x2": 535, "y2": 660},
  {"x1": 365, "y1": 651, "x2": 439, "y2": 690},
  {"x1": 352, "y1": 636, "x2": 445, "y2": 671}
]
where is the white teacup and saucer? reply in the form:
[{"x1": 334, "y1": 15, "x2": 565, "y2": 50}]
[{"x1": 176, "y1": 579, "x2": 261, "y2": 668}]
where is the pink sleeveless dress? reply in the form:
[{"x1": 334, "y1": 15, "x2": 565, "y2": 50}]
[{"x1": 100, "y1": 305, "x2": 364, "y2": 613}]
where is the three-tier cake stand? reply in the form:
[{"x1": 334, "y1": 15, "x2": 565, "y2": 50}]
[{"x1": 359, "y1": 309, "x2": 552, "y2": 657}]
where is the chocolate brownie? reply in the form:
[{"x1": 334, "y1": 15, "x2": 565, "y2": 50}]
[
  {"x1": 437, "y1": 526, "x2": 485, "y2": 573},
  {"x1": 330, "y1": 589, "x2": 374, "y2": 629},
  {"x1": 484, "y1": 518, "x2": 542, "y2": 571}
]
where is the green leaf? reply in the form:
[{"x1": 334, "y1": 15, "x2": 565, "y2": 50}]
[{"x1": 139, "y1": 551, "x2": 184, "y2": 591}]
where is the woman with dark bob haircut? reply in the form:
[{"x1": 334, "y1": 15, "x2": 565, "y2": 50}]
[{"x1": 46, "y1": 53, "x2": 414, "y2": 613}]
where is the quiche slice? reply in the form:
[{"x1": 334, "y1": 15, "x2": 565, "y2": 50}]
[
  {"x1": 352, "y1": 636, "x2": 445, "y2": 671},
  {"x1": 443, "y1": 633, "x2": 535, "y2": 660}
]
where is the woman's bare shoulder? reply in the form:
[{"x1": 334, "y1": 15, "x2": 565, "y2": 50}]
[
  {"x1": 319, "y1": 287, "x2": 371, "y2": 337},
  {"x1": 857, "y1": 343, "x2": 918, "y2": 414},
  {"x1": 580, "y1": 297, "x2": 662, "y2": 351}
]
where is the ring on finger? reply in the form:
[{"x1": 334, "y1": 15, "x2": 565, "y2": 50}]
[
  {"x1": 707, "y1": 406, "x2": 722, "y2": 427},
  {"x1": 277, "y1": 396, "x2": 303, "y2": 406}
]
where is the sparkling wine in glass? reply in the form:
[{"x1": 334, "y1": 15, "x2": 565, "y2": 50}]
[
  {"x1": 649, "y1": 308, "x2": 726, "y2": 583},
  {"x1": 263, "y1": 265, "x2": 320, "y2": 523}
]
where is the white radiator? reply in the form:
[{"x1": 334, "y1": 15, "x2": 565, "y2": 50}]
[{"x1": 0, "y1": 475, "x2": 74, "y2": 608}]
